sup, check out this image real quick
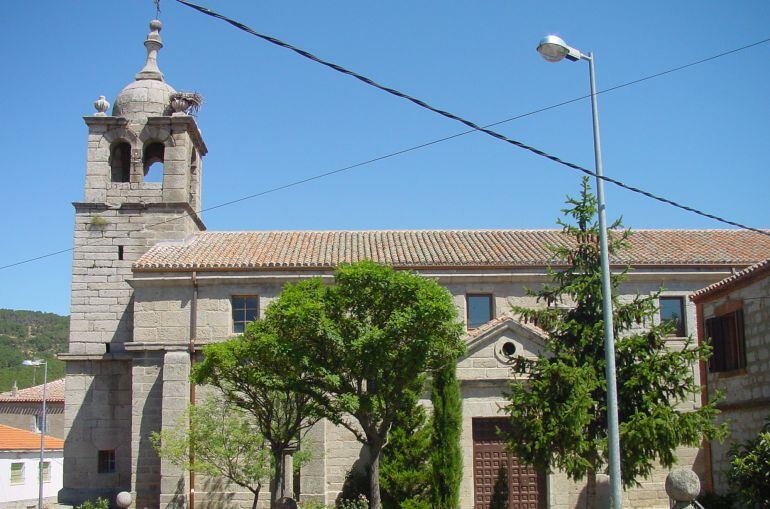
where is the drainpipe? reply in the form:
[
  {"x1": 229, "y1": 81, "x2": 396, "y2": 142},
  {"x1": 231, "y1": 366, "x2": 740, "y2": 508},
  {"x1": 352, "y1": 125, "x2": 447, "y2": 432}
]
[
  {"x1": 695, "y1": 301, "x2": 714, "y2": 492},
  {"x1": 189, "y1": 271, "x2": 198, "y2": 509}
]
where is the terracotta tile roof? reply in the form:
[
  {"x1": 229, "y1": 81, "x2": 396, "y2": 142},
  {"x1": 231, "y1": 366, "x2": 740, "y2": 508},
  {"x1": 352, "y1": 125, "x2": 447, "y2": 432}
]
[
  {"x1": 691, "y1": 258, "x2": 770, "y2": 302},
  {"x1": 133, "y1": 230, "x2": 770, "y2": 272},
  {"x1": 0, "y1": 378, "x2": 65, "y2": 403},
  {"x1": 0, "y1": 424, "x2": 64, "y2": 450}
]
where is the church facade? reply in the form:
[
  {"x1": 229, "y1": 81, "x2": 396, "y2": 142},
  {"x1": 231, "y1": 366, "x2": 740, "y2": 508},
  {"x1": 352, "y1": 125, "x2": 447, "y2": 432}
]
[{"x1": 60, "y1": 20, "x2": 770, "y2": 509}]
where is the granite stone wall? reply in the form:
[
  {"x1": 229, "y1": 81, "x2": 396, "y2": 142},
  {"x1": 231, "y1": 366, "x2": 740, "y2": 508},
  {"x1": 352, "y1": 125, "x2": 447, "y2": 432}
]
[{"x1": 702, "y1": 274, "x2": 770, "y2": 492}]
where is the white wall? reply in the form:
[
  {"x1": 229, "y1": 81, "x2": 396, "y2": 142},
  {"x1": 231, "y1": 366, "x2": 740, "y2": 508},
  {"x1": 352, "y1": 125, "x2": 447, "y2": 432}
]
[{"x1": 0, "y1": 450, "x2": 63, "y2": 505}]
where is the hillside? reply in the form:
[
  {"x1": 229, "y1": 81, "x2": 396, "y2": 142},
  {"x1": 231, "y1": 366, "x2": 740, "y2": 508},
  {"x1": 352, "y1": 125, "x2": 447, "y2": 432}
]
[{"x1": 0, "y1": 309, "x2": 68, "y2": 392}]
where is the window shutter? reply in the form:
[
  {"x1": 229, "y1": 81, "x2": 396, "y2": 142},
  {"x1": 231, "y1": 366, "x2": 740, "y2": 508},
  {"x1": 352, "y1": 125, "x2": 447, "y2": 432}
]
[
  {"x1": 705, "y1": 317, "x2": 721, "y2": 372},
  {"x1": 735, "y1": 308, "x2": 746, "y2": 369}
]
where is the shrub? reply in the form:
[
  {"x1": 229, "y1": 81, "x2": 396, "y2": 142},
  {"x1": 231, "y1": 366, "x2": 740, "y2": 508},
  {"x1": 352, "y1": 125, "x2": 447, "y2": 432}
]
[
  {"x1": 728, "y1": 417, "x2": 770, "y2": 508},
  {"x1": 76, "y1": 498, "x2": 109, "y2": 509}
]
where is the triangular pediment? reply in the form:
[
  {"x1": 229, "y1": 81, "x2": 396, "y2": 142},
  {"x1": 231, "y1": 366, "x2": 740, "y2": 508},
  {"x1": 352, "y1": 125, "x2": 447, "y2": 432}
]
[{"x1": 456, "y1": 315, "x2": 548, "y2": 380}]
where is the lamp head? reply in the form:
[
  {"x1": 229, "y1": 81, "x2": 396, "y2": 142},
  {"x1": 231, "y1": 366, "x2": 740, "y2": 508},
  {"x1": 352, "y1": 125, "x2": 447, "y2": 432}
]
[
  {"x1": 537, "y1": 35, "x2": 583, "y2": 62},
  {"x1": 22, "y1": 360, "x2": 43, "y2": 366}
]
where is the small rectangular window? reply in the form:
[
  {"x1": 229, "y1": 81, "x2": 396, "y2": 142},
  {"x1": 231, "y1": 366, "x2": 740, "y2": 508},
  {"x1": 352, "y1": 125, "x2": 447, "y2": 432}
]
[
  {"x1": 232, "y1": 296, "x2": 259, "y2": 333},
  {"x1": 467, "y1": 294, "x2": 493, "y2": 329},
  {"x1": 707, "y1": 309, "x2": 746, "y2": 373},
  {"x1": 35, "y1": 414, "x2": 47, "y2": 434},
  {"x1": 11, "y1": 462, "x2": 24, "y2": 484},
  {"x1": 660, "y1": 297, "x2": 686, "y2": 336},
  {"x1": 118, "y1": 245, "x2": 124, "y2": 260},
  {"x1": 40, "y1": 461, "x2": 51, "y2": 482},
  {"x1": 98, "y1": 450, "x2": 116, "y2": 474}
]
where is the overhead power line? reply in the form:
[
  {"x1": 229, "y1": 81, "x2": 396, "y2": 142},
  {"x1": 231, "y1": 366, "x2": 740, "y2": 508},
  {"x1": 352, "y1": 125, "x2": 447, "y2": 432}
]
[
  {"x1": 174, "y1": 0, "x2": 770, "y2": 238},
  {"x1": 2, "y1": 22, "x2": 769, "y2": 272}
]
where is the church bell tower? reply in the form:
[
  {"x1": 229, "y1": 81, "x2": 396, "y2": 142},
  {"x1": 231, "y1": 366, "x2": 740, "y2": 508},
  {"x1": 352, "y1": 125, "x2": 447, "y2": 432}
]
[{"x1": 60, "y1": 19, "x2": 206, "y2": 505}]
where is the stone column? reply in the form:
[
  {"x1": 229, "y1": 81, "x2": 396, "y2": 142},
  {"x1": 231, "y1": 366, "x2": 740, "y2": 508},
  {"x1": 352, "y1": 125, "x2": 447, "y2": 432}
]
[
  {"x1": 299, "y1": 419, "x2": 327, "y2": 503},
  {"x1": 283, "y1": 451, "x2": 294, "y2": 497},
  {"x1": 131, "y1": 352, "x2": 164, "y2": 509},
  {"x1": 160, "y1": 351, "x2": 190, "y2": 508}
]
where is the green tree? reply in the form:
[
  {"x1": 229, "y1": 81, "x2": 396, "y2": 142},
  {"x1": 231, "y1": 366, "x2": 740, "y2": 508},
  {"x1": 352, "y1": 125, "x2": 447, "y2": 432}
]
[
  {"x1": 151, "y1": 397, "x2": 272, "y2": 509},
  {"x1": 430, "y1": 362, "x2": 463, "y2": 509},
  {"x1": 501, "y1": 178, "x2": 725, "y2": 508},
  {"x1": 192, "y1": 338, "x2": 321, "y2": 508},
  {"x1": 251, "y1": 260, "x2": 465, "y2": 509},
  {"x1": 380, "y1": 384, "x2": 431, "y2": 509},
  {"x1": 728, "y1": 417, "x2": 770, "y2": 508}
]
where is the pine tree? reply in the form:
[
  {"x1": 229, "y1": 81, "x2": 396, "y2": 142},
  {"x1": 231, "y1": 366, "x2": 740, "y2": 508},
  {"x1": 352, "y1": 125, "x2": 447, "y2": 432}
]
[
  {"x1": 430, "y1": 362, "x2": 463, "y2": 509},
  {"x1": 501, "y1": 177, "x2": 725, "y2": 508}
]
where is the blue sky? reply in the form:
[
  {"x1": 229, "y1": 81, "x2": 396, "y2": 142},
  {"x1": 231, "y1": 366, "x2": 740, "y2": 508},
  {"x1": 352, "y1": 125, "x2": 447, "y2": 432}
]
[{"x1": 0, "y1": 1, "x2": 768, "y2": 315}]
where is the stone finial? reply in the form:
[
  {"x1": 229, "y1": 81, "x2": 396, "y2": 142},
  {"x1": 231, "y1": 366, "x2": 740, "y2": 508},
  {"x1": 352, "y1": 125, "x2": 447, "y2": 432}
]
[
  {"x1": 170, "y1": 96, "x2": 190, "y2": 116},
  {"x1": 135, "y1": 19, "x2": 165, "y2": 82},
  {"x1": 11, "y1": 381, "x2": 18, "y2": 398},
  {"x1": 93, "y1": 95, "x2": 110, "y2": 116},
  {"x1": 665, "y1": 468, "x2": 701, "y2": 507},
  {"x1": 116, "y1": 491, "x2": 132, "y2": 508}
]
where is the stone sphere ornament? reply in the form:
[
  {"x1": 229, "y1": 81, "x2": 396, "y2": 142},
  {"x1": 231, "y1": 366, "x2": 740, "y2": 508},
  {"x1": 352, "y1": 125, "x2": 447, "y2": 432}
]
[
  {"x1": 94, "y1": 95, "x2": 110, "y2": 116},
  {"x1": 116, "y1": 491, "x2": 133, "y2": 508},
  {"x1": 665, "y1": 468, "x2": 701, "y2": 502}
]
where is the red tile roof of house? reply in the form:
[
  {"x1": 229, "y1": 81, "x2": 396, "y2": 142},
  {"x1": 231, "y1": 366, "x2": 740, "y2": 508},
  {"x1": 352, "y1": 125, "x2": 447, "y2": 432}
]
[
  {"x1": 0, "y1": 378, "x2": 65, "y2": 403},
  {"x1": 691, "y1": 258, "x2": 770, "y2": 303},
  {"x1": 133, "y1": 230, "x2": 770, "y2": 272},
  {"x1": 0, "y1": 424, "x2": 64, "y2": 450}
]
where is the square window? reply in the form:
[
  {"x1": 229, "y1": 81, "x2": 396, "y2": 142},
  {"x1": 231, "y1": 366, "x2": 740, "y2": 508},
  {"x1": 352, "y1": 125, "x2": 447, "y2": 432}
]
[
  {"x1": 98, "y1": 450, "x2": 116, "y2": 474},
  {"x1": 40, "y1": 461, "x2": 51, "y2": 482},
  {"x1": 660, "y1": 297, "x2": 686, "y2": 336},
  {"x1": 11, "y1": 462, "x2": 24, "y2": 484},
  {"x1": 467, "y1": 294, "x2": 493, "y2": 329},
  {"x1": 707, "y1": 309, "x2": 746, "y2": 373},
  {"x1": 232, "y1": 295, "x2": 259, "y2": 333}
]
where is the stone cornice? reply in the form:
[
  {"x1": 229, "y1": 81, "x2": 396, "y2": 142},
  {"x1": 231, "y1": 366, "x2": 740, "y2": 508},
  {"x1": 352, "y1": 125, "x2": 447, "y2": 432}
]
[
  {"x1": 146, "y1": 115, "x2": 208, "y2": 156},
  {"x1": 72, "y1": 201, "x2": 206, "y2": 231}
]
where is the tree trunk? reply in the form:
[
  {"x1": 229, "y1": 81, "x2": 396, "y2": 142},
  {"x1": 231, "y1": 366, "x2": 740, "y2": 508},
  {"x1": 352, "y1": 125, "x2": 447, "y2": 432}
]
[
  {"x1": 368, "y1": 440, "x2": 383, "y2": 509},
  {"x1": 585, "y1": 469, "x2": 597, "y2": 509},
  {"x1": 270, "y1": 449, "x2": 285, "y2": 509},
  {"x1": 251, "y1": 485, "x2": 262, "y2": 509}
]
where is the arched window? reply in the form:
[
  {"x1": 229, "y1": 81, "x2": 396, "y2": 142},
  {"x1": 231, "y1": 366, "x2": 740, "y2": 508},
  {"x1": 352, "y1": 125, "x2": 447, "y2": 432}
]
[
  {"x1": 143, "y1": 142, "x2": 165, "y2": 183},
  {"x1": 109, "y1": 142, "x2": 131, "y2": 183}
]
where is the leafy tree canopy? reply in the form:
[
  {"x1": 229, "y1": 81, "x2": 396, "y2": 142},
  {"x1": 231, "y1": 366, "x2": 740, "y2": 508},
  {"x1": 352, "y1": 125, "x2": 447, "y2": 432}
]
[
  {"x1": 151, "y1": 397, "x2": 272, "y2": 509},
  {"x1": 249, "y1": 260, "x2": 465, "y2": 509}
]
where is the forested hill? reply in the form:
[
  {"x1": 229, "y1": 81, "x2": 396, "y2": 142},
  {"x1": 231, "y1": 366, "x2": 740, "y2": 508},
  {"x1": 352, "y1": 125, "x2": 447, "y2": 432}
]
[{"x1": 0, "y1": 309, "x2": 68, "y2": 392}]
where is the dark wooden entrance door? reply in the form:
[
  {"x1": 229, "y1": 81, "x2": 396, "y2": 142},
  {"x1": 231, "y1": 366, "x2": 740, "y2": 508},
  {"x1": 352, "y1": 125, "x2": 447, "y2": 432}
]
[{"x1": 472, "y1": 418, "x2": 546, "y2": 509}]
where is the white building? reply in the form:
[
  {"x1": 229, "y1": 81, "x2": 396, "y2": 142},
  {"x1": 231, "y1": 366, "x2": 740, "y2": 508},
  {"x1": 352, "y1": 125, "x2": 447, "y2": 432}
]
[{"x1": 0, "y1": 424, "x2": 64, "y2": 509}]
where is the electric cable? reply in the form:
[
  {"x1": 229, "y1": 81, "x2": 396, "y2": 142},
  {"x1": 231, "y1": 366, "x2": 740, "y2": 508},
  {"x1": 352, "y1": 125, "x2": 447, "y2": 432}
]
[
  {"x1": 2, "y1": 22, "x2": 769, "y2": 271},
  {"x1": 174, "y1": 0, "x2": 770, "y2": 238}
]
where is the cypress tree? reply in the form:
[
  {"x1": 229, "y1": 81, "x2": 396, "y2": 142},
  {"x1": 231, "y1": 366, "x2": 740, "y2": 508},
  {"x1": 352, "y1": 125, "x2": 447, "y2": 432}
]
[
  {"x1": 430, "y1": 362, "x2": 463, "y2": 509},
  {"x1": 380, "y1": 385, "x2": 431, "y2": 509}
]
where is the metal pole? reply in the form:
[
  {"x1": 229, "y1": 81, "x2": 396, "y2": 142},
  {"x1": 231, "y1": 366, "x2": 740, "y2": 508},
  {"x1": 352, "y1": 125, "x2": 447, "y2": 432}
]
[
  {"x1": 587, "y1": 52, "x2": 623, "y2": 509},
  {"x1": 38, "y1": 361, "x2": 47, "y2": 509}
]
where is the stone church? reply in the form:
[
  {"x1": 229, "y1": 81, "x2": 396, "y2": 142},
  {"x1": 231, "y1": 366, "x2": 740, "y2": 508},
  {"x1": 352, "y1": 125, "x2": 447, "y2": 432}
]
[{"x1": 59, "y1": 19, "x2": 770, "y2": 509}]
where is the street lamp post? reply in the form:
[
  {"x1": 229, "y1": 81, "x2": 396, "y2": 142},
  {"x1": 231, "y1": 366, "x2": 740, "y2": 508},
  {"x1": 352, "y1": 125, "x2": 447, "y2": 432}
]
[
  {"x1": 537, "y1": 35, "x2": 623, "y2": 509},
  {"x1": 22, "y1": 359, "x2": 48, "y2": 509}
]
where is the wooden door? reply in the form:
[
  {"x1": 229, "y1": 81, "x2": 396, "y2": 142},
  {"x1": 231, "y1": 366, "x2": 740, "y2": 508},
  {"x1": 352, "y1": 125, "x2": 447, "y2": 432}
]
[{"x1": 472, "y1": 418, "x2": 546, "y2": 509}]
